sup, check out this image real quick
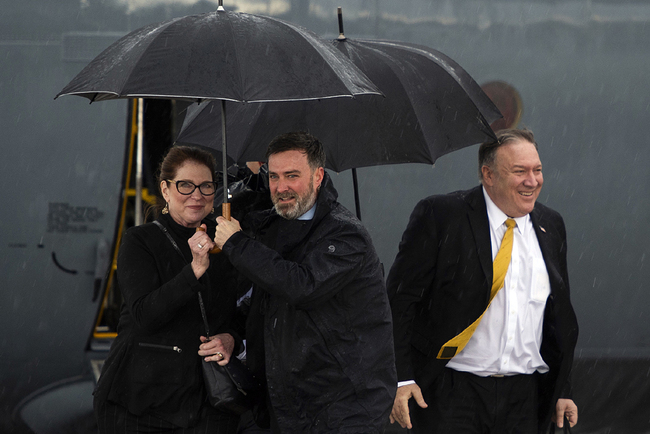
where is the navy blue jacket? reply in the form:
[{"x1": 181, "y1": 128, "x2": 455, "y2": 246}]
[{"x1": 223, "y1": 173, "x2": 397, "y2": 433}]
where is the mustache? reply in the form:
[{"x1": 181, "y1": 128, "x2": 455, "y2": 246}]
[{"x1": 274, "y1": 191, "x2": 296, "y2": 200}]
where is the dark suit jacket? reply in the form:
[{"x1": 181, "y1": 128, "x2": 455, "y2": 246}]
[{"x1": 387, "y1": 186, "x2": 578, "y2": 432}]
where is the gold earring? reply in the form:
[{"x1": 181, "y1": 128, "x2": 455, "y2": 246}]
[{"x1": 162, "y1": 203, "x2": 169, "y2": 214}]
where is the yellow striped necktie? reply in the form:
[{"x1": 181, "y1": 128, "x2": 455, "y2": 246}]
[{"x1": 437, "y1": 218, "x2": 516, "y2": 359}]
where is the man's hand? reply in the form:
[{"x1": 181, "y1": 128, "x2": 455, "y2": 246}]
[
  {"x1": 555, "y1": 398, "x2": 578, "y2": 428},
  {"x1": 389, "y1": 383, "x2": 428, "y2": 429},
  {"x1": 214, "y1": 216, "x2": 242, "y2": 249}
]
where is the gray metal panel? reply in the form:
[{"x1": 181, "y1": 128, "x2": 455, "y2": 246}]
[{"x1": 0, "y1": 38, "x2": 126, "y2": 431}]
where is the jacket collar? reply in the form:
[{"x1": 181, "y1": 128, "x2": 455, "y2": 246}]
[
  {"x1": 529, "y1": 207, "x2": 562, "y2": 293},
  {"x1": 311, "y1": 171, "x2": 338, "y2": 224},
  {"x1": 465, "y1": 186, "x2": 493, "y2": 285}
]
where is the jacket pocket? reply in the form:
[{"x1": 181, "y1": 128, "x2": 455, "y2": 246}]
[
  {"x1": 131, "y1": 341, "x2": 185, "y2": 385},
  {"x1": 138, "y1": 342, "x2": 183, "y2": 353}
]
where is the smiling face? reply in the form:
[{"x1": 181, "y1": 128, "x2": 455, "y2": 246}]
[
  {"x1": 481, "y1": 138, "x2": 543, "y2": 218},
  {"x1": 268, "y1": 150, "x2": 324, "y2": 220},
  {"x1": 160, "y1": 160, "x2": 214, "y2": 228}
]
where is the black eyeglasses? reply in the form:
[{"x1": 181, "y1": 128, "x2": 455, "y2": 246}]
[{"x1": 166, "y1": 180, "x2": 217, "y2": 196}]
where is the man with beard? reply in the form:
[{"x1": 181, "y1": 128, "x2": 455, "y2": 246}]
[{"x1": 214, "y1": 132, "x2": 396, "y2": 433}]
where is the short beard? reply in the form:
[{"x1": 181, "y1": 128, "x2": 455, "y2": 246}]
[{"x1": 272, "y1": 178, "x2": 317, "y2": 220}]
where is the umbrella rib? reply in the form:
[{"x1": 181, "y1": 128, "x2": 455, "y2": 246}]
[
  {"x1": 246, "y1": 94, "x2": 360, "y2": 104},
  {"x1": 111, "y1": 20, "x2": 179, "y2": 98},
  {"x1": 368, "y1": 40, "x2": 465, "y2": 84},
  {"x1": 221, "y1": 11, "x2": 246, "y2": 102},
  {"x1": 365, "y1": 39, "x2": 500, "y2": 126},
  {"x1": 268, "y1": 18, "x2": 382, "y2": 99}
]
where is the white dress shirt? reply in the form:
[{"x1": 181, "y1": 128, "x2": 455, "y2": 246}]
[{"x1": 445, "y1": 187, "x2": 550, "y2": 376}]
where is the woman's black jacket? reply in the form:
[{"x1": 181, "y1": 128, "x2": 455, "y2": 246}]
[{"x1": 93, "y1": 214, "x2": 238, "y2": 427}]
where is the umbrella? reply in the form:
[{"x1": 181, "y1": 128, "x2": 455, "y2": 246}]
[
  {"x1": 55, "y1": 2, "x2": 381, "y2": 225},
  {"x1": 175, "y1": 8, "x2": 501, "y2": 218}
]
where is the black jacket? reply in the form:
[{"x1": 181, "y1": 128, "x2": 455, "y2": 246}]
[
  {"x1": 223, "y1": 173, "x2": 397, "y2": 433},
  {"x1": 93, "y1": 214, "x2": 239, "y2": 427},
  {"x1": 387, "y1": 186, "x2": 579, "y2": 433}
]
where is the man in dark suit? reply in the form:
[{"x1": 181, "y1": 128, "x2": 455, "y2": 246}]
[{"x1": 387, "y1": 128, "x2": 579, "y2": 433}]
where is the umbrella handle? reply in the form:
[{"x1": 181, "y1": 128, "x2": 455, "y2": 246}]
[{"x1": 196, "y1": 203, "x2": 231, "y2": 254}]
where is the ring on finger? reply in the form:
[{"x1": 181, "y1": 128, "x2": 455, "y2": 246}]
[
  {"x1": 198, "y1": 243, "x2": 203, "y2": 249},
  {"x1": 216, "y1": 352, "x2": 224, "y2": 359}
]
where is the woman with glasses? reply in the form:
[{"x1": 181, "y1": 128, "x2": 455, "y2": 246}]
[{"x1": 94, "y1": 146, "x2": 241, "y2": 433}]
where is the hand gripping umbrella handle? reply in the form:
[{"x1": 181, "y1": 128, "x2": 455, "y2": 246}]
[{"x1": 196, "y1": 203, "x2": 231, "y2": 254}]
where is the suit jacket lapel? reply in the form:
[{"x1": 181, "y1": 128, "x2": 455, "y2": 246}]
[
  {"x1": 466, "y1": 187, "x2": 493, "y2": 292},
  {"x1": 530, "y1": 207, "x2": 562, "y2": 295}
]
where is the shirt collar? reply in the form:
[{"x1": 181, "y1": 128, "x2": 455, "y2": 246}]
[
  {"x1": 482, "y1": 186, "x2": 529, "y2": 234},
  {"x1": 297, "y1": 202, "x2": 317, "y2": 220}
]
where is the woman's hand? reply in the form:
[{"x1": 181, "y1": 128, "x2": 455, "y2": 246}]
[
  {"x1": 189, "y1": 224, "x2": 215, "y2": 279},
  {"x1": 199, "y1": 333, "x2": 236, "y2": 366}
]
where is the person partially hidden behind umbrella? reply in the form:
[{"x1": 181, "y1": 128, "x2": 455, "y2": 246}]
[
  {"x1": 388, "y1": 128, "x2": 579, "y2": 433},
  {"x1": 94, "y1": 146, "x2": 242, "y2": 433},
  {"x1": 212, "y1": 131, "x2": 397, "y2": 433}
]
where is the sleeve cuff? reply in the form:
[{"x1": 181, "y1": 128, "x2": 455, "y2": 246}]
[
  {"x1": 398, "y1": 380, "x2": 416, "y2": 388},
  {"x1": 180, "y1": 264, "x2": 203, "y2": 292},
  {"x1": 222, "y1": 230, "x2": 248, "y2": 253}
]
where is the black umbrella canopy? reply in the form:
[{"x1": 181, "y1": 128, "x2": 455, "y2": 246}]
[
  {"x1": 55, "y1": 5, "x2": 383, "y2": 226},
  {"x1": 55, "y1": 9, "x2": 381, "y2": 103},
  {"x1": 176, "y1": 37, "x2": 501, "y2": 172}
]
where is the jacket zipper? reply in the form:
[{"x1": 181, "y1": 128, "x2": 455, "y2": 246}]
[{"x1": 139, "y1": 342, "x2": 182, "y2": 353}]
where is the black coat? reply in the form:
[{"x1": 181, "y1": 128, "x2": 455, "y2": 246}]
[
  {"x1": 222, "y1": 173, "x2": 397, "y2": 433},
  {"x1": 93, "y1": 214, "x2": 239, "y2": 427},
  {"x1": 387, "y1": 186, "x2": 579, "y2": 433}
]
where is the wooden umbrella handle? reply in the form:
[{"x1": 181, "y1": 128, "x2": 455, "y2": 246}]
[{"x1": 196, "y1": 203, "x2": 231, "y2": 254}]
